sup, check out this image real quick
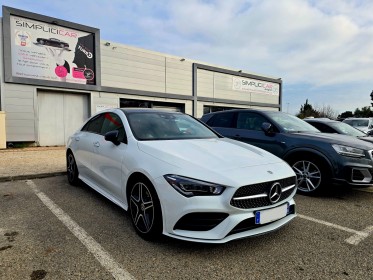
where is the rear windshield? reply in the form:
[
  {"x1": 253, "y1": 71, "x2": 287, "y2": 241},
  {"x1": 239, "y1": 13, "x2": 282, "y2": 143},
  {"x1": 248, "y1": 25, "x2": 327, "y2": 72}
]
[{"x1": 343, "y1": 119, "x2": 369, "y2": 127}]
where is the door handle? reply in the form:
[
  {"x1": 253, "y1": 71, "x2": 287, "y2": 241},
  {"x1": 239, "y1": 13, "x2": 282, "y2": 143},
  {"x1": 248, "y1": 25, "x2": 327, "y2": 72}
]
[
  {"x1": 93, "y1": 142, "x2": 100, "y2": 147},
  {"x1": 75, "y1": 136, "x2": 80, "y2": 141}
]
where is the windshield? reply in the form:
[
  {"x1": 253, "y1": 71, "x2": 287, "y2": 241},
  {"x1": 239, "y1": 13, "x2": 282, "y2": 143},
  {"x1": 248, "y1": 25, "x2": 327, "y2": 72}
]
[
  {"x1": 343, "y1": 119, "x2": 369, "y2": 127},
  {"x1": 266, "y1": 112, "x2": 320, "y2": 133},
  {"x1": 329, "y1": 122, "x2": 366, "y2": 136},
  {"x1": 126, "y1": 112, "x2": 219, "y2": 140}
]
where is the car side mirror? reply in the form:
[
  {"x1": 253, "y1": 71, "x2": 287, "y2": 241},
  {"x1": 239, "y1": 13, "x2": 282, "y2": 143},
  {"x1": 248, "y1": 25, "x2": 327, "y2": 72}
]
[
  {"x1": 105, "y1": 130, "x2": 120, "y2": 146},
  {"x1": 261, "y1": 122, "x2": 275, "y2": 135}
]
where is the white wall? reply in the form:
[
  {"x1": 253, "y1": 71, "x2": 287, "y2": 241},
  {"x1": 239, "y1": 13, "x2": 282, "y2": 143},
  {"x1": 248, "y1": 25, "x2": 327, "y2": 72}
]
[
  {"x1": 101, "y1": 43, "x2": 193, "y2": 96},
  {"x1": 197, "y1": 69, "x2": 280, "y2": 106}
]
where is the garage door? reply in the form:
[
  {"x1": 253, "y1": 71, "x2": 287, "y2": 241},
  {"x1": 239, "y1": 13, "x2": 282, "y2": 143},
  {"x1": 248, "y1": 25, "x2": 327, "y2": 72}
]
[{"x1": 38, "y1": 92, "x2": 89, "y2": 146}]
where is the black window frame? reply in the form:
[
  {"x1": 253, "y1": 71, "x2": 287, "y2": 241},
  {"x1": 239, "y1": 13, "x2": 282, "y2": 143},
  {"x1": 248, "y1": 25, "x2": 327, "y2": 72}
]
[
  {"x1": 235, "y1": 112, "x2": 271, "y2": 131},
  {"x1": 81, "y1": 114, "x2": 105, "y2": 134},
  {"x1": 100, "y1": 112, "x2": 127, "y2": 143},
  {"x1": 81, "y1": 113, "x2": 127, "y2": 143},
  {"x1": 207, "y1": 111, "x2": 236, "y2": 128}
]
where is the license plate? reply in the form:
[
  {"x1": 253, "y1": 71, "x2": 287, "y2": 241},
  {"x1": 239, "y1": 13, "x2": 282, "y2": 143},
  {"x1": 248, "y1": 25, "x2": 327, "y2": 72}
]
[{"x1": 255, "y1": 204, "x2": 288, "y2": 225}]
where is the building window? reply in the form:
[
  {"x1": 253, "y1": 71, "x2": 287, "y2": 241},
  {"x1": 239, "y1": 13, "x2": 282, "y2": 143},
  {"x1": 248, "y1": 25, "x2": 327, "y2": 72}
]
[
  {"x1": 120, "y1": 99, "x2": 185, "y2": 113},
  {"x1": 203, "y1": 105, "x2": 242, "y2": 115}
]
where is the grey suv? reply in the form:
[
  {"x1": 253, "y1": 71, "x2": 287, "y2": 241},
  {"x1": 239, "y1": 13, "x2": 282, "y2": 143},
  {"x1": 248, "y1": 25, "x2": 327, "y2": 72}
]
[{"x1": 201, "y1": 109, "x2": 373, "y2": 195}]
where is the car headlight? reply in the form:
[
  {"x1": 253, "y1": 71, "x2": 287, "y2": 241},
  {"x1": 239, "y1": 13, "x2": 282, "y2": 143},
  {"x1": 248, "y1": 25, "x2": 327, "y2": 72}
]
[
  {"x1": 332, "y1": 144, "x2": 365, "y2": 158},
  {"x1": 164, "y1": 175, "x2": 226, "y2": 197}
]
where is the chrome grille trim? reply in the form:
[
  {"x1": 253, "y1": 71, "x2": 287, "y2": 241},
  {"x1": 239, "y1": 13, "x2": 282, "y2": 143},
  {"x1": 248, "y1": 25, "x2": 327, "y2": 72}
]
[
  {"x1": 230, "y1": 176, "x2": 296, "y2": 209},
  {"x1": 282, "y1": 184, "x2": 296, "y2": 192},
  {"x1": 232, "y1": 193, "x2": 267, "y2": 200}
]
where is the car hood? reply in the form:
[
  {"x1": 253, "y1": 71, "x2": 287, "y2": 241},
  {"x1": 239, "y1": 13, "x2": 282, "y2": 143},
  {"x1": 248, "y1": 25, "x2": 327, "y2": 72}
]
[
  {"x1": 357, "y1": 136, "x2": 373, "y2": 144},
  {"x1": 137, "y1": 138, "x2": 283, "y2": 172},
  {"x1": 290, "y1": 132, "x2": 373, "y2": 150}
]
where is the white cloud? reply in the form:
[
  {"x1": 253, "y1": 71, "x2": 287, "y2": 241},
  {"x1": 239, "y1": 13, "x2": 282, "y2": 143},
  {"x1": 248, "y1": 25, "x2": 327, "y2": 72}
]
[{"x1": 2, "y1": 0, "x2": 373, "y2": 113}]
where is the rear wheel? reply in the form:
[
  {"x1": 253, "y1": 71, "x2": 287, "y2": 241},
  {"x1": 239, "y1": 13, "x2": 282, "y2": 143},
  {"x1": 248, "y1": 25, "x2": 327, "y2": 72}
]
[
  {"x1": 289, "y1": 157, "x2": 328, "y2": 195},
  {"x1": 66, "y1": 152, "x2": 79, "y2": 186},
  {"x1": 129, "y1": 177, "x2": 162, "y2": 240}
]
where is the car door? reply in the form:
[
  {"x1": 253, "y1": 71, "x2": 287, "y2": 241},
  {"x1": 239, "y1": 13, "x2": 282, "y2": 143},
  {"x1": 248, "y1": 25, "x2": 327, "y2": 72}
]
[
  {"x1": 90, "y1": 112, "x2": 128, "y2": 200},
  {"x1": 205, "y1": 111, "x2": 237, "y2": 138},
  {"x1": 232, "y1": 111, "x2": 287, "y2": 157},
  {"x1": 73, "y1": 114, "x2": 104, "y2": 179}
]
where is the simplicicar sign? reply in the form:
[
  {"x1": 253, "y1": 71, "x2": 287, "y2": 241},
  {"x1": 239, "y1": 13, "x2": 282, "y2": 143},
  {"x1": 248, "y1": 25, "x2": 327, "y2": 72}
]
[{"x1": 232, "y1": 77, "x2": 280, "y2": 96}]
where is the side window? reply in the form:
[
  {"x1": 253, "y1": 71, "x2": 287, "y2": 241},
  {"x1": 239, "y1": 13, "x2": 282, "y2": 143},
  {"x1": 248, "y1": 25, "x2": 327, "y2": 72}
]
[
  {"x1": 82, "y1": 114, "x2": 105, "y2": 134},
  {"x1": 313, "y1": 123, "x2": 336, "y2": 133},
  {"x1": 307, "y1": 122, "x2": 322, "y2": 131},
  {"x1": 236, "y1": 112, "x2": 267, "y2": 131},
  {"x1": 209, "y1": 112, "x2": 235, "y2": 128},
  {"x1": 101, "y1": 113, "x2": 127, "y2": 143}
]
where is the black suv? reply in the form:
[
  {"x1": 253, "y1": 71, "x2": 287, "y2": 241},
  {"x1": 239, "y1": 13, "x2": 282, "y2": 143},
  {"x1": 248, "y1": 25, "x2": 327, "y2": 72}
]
[{"x1": 201, "y1": 109, "x2": 373, "y2": 194}]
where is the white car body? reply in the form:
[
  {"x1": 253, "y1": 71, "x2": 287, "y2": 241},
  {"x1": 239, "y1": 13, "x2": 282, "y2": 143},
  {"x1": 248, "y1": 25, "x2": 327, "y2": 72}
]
[
  {"x1": 66, "y1": 108, "x2": 296, "y2": 243},
  {"x1": 343, "y1": 117, "x2": 373, "y2": 134}
]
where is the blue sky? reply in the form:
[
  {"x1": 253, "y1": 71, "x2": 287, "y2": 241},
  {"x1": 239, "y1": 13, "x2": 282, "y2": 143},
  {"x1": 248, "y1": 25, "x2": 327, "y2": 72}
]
[{"x1": 2, "y1": 0, "x2": 373, "y2": 115}]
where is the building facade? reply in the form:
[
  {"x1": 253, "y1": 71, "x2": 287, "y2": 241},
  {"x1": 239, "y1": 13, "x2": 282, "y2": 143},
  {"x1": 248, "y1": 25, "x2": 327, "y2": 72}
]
[{"x1": 0, "y1": 6, "x2": 282, "y2": 146}]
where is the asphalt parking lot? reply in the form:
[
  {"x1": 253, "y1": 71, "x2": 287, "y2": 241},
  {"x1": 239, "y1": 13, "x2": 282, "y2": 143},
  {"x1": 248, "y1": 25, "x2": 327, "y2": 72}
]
[{"x1": 0, "y1": 176, "x2": 372, "y2": 280}]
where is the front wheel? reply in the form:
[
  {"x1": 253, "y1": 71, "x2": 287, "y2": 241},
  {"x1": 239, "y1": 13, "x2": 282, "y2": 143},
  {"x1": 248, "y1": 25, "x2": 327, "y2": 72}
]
[
  {"x1": 129, "y1": 178, "x2": 162, "y2": 240},
  {"x1": 290, "y1": 158, "x2": 327, "y2": 195}
]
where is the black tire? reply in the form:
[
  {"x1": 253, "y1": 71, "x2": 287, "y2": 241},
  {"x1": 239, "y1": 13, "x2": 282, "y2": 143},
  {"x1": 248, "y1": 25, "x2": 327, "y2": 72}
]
[
  {"x1": 289, "y1": 156, "x2": 329, "y2": 195},
  {"x1": 128, "y1": 177, "x2": 162, "y2": 240},
  {"x1": 66, "y1": 152, "x2": 80, "y2": 186}
]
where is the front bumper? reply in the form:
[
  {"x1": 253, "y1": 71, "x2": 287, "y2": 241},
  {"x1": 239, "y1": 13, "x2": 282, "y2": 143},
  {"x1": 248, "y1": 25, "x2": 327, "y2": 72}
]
[
  {"x1": 332, "y1": 155, "x2": 373, "y2": 187},
  {"x1": 154, "y1": 176, "x2": 296, "y2": 243}
]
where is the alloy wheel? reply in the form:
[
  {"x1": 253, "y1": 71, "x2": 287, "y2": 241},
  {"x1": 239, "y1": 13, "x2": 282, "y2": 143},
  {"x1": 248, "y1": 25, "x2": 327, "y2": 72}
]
[
  {"x1": 292, "y1": 160, "x2": 322, "y2": 192},
  {"x1": 130, "y1": 182, "x2": 155, "y2": 233},
  {"x1": 67, "y1": 154, "x2": 76, "y2": 183}
]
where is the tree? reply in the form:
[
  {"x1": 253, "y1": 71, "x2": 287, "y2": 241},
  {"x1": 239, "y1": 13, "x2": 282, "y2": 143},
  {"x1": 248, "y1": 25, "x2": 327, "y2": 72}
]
[
  {"x1": 315, "y1": 104, "x2": 338, "y2": 119},
  {"x1": 354, "y1": 106, "x2": 373, "y2": 117},
  {"x1": 297, "y1": 99, "x2": 320, "y2": 119},
  {"x1": 337, "y1": 111, "x2": 353, "y2": 120}
]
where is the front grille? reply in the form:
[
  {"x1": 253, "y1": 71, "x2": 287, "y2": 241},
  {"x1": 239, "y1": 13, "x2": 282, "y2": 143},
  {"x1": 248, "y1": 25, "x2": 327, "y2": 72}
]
[
  {"x1": 230, "y1": 176, "x2": 296, "y2": 209},
  {"x1": 174, "y1": 212, "x2": 229, "y2": 231},
  {"x1": 226, "y1": 204, "x2": 295, "y2": 236}
]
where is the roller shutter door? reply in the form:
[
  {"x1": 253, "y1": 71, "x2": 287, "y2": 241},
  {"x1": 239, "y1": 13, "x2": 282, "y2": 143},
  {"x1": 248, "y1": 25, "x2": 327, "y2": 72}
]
[{"x1": 38, "y1": 92, "x2": 89, "y2": 146}]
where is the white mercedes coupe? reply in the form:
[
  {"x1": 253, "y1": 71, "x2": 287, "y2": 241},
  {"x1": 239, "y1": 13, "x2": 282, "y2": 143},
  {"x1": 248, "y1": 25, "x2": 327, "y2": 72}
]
[{"x1": 66, "y1": 108, "x2": 297, "y2": 243}]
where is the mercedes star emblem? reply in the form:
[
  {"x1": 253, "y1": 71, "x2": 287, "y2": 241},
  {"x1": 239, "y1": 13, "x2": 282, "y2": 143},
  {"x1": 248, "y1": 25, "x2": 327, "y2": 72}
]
[{"x1": 268, "y1": 182, "x2": 282, "y2": 204}]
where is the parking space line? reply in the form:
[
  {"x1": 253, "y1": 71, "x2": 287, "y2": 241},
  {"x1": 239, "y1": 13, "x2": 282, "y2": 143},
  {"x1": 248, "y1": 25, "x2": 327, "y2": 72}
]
[
  {"x1": 298, "y1": 214, "x2": 372, "y2": 245},
  {"x1": 345, "y1": 226, "x2": 373, "y2": 245},
  {"x1": 26, "y1": 180, "x2": 136, "y2": 280}
]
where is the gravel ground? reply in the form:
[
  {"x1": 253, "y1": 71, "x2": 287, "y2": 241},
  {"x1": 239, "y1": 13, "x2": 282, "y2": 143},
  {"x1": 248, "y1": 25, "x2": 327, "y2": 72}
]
[{"x1": 0, "y1": 147, "x2": 66, "y2": 179}]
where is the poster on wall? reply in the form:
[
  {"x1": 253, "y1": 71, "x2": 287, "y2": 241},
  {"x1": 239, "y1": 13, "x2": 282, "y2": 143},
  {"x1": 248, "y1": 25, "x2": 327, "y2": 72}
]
[
  {"x1": 10, "y1": 15, "x2": 96, "y2": 85},
  {"x1": 232, "y1": 77, "x2": 280, "y2": 96}
]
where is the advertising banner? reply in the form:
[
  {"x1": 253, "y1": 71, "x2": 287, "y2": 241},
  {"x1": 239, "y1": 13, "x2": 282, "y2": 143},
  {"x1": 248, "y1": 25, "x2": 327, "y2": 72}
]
[
  {"x1": 232, "y1": 77, "x2": 280, "y2": 96},
  {"x1": 10, "y1": 15, "x2": 96, "y2": 85}
]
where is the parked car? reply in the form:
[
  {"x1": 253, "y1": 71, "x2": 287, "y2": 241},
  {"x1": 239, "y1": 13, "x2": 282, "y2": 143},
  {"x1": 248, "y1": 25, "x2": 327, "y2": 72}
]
[
  {"x1": 66, "y1": 108, "x2": 297, "y2": 243},
  {"x1": 342, "y1": 117, "x2": 373, "y2": 134},
  {"x1": 305, "y1": 118, "x2": 373, "y2": 144},
  {"x1": 36, "y1": 37, "x2": 69, "y2": 48},
  {"x1": 201, "y1": 109, "x2": 373, "y2": 195}
]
